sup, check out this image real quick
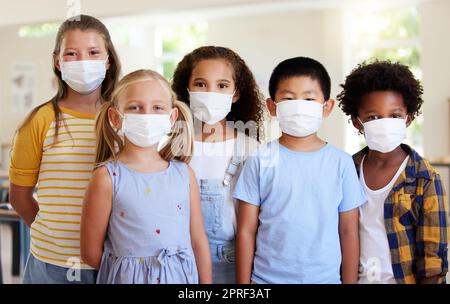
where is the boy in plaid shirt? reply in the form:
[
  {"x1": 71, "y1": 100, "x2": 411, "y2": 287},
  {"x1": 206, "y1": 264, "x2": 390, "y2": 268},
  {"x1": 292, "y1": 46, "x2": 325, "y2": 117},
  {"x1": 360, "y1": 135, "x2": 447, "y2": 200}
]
[{"x1": 338, "y1": 61, "x2": 449, "y2": 284}]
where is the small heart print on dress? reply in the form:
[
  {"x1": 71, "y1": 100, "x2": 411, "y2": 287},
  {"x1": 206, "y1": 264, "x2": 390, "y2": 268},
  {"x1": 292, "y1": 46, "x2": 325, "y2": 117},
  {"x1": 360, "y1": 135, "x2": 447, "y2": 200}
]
[{"x1": 156, "y1": 229, "x2": 161, "y2": 234}]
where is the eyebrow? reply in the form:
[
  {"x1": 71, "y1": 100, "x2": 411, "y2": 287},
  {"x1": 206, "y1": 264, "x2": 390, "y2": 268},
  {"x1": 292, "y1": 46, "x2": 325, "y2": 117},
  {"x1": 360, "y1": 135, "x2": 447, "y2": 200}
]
[
  {"x1": 192, "y1": 78, "x2": 231, "y2": 83},
  {"x1": 279, "y1": 89, "x2": 296, "y2": 95},
  {"x1": 124, "y1": 99, "x2": 168, "y2": 104},
  {"x1": 62, "y1": 46, "x2": 102, "y2": 51},
  {"x1": 279, "y1": 89, "x2": 317, "y2": 95},
  {"x1": 362, "y1": 107, "x2": 405, "y2": 114}
]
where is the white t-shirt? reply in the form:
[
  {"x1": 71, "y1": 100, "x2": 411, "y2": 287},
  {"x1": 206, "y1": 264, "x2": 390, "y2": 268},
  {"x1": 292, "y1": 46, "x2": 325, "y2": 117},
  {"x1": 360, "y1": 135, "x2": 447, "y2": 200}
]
[
  {"x1": 358, "y1": 155, "x2": 409, "y2": 284},
  {"x1": 189, "y1": 136, "x2": 258, "y2": 239}
]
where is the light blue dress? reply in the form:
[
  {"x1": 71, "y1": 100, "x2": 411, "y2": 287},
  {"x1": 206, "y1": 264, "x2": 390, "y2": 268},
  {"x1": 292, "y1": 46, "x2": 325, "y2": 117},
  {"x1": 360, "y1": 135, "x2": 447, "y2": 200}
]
[{"x1": 96, "y1": 160, "x2": 198, "y2": 284}]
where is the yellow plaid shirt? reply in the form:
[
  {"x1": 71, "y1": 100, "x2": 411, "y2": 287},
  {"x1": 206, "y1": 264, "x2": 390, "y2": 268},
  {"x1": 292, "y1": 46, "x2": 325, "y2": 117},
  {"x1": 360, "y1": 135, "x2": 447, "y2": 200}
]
[{"x1": 354, "y1": 144, "x2": 449, "y2": 284}]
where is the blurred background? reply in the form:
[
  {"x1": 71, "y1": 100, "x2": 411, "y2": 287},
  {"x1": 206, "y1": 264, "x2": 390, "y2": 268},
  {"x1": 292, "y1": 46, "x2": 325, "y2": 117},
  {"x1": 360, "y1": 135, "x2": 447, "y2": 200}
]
[{"x1": 0, "y1": 0, "x2": 449, "y2": 283}]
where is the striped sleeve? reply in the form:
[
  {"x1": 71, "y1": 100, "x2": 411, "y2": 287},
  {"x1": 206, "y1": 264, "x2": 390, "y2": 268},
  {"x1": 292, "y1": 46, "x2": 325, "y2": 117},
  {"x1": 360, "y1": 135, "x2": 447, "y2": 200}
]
[{"x1": 9, "y1": 104, "x2": 54, "y2": 187}]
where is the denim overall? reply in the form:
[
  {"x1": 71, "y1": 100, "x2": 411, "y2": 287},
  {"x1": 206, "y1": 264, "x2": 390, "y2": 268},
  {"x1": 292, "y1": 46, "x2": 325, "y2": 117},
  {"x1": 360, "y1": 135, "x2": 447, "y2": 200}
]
[{"x1": 199, "y1": 137, "x2": 243, "y2": 284}]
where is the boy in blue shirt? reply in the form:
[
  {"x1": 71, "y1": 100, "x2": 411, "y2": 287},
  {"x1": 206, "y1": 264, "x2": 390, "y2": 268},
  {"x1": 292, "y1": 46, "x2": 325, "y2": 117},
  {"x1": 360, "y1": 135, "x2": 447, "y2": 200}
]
[{"x1": 234, "y1": 57, "x2": 367, "y2": 284}]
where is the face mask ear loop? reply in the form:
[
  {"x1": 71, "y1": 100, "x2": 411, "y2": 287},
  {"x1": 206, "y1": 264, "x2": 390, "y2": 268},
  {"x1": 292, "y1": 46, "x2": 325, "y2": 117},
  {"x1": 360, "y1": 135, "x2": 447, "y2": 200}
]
[{"x1": 356, "y1": 117, "x2": 365, "y2": 136}]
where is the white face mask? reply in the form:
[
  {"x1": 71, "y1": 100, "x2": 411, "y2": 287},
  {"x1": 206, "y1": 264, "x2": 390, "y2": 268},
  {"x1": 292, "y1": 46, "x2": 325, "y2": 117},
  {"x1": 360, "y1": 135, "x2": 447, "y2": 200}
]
[
  {"x1": 189, "y1": 91, "x2": 233, "y2": 125},
  {"x1": 276, "y1": 100, "x2": 324, "y2": 137},
  {"x1": 61, "y1": 59, "x2": 107, "y2": 94},
  {"x1": 120, "y1": 113, "x2": 172, "y2": 148},
  {"x1": 358, "y1": 117, "x2": 407, "y2": 153}
]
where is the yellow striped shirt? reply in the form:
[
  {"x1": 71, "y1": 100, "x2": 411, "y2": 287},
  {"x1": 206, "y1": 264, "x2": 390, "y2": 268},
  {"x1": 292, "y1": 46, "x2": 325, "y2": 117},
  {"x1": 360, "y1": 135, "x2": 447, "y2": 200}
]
[{"x1": 10, "y1": 104, "x2": 96, "y2": 269}]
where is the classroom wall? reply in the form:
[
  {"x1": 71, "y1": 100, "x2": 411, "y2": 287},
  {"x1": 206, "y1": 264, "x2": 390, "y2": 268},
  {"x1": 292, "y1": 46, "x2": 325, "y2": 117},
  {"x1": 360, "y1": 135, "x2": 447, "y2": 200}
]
[
  {"x1": 0, "y1": 22, "x2": 157, "y2": 170},
  {"x1": 0, "y1": 24, "x2": 56, "y2": 148},
  {"x1": 420, "y1": 0, "x2": 450, "y2": 160},
  {"x1": 206, "y1": 8, "x2": 348, "y2": 148}
]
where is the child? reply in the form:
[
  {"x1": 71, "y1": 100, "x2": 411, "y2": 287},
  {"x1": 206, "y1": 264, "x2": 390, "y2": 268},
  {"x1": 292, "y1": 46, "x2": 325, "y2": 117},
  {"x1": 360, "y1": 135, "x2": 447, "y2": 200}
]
[
  {"x1": 172, "y1": 46, "x2": 264, "y2": 283},
  {"x1": 9, "y1": 15, "x2": 121, "y2": 284},
  {"x1": 234, "y1": 57, "x2": 367, "y2": 284},
  {"x1": 81, "y1": 69, "x2": 212, "y2": 284},
  {"x1": 337, "y1": 61, "x2": 449, "y2": 284}
]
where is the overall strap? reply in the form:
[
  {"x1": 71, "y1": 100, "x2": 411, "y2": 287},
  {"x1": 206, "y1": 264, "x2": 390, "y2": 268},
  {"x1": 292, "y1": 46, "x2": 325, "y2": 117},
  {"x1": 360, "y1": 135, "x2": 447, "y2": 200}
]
[{"x1": 223, "y1": 133, "x2": 245, "y2": 187}]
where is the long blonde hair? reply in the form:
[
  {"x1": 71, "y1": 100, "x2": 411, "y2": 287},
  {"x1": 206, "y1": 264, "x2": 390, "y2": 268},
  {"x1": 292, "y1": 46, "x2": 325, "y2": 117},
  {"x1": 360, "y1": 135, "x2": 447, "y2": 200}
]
[{"x1": 95, "y1": 69, "x2": 194, "y2": 166}]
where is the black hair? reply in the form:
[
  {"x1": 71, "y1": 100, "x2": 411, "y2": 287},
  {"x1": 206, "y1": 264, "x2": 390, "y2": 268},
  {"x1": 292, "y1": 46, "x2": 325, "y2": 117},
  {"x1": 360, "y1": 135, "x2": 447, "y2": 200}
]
[
  {"x1": 337, "y1": 60, "x2": 423, "y2": 119},
  {"x1": 268, "y1": 56, "x2": 331, "y2": 100}
]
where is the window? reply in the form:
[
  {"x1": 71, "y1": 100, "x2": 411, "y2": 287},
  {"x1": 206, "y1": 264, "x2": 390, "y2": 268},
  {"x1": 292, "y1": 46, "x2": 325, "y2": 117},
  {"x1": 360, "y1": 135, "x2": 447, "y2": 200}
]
[
  {"x1": 18, "y1": 23, "x2": 59, "y2": 38},
  {"x1": 154, "y1": 22, "x2": 208, "y2": 80}
]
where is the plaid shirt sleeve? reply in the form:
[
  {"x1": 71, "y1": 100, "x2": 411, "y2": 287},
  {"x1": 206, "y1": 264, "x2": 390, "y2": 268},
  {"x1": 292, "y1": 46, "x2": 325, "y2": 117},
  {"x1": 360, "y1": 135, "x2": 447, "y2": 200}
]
[{"x1": 415, "y1": 171, "x2": 449, "y2": 282}]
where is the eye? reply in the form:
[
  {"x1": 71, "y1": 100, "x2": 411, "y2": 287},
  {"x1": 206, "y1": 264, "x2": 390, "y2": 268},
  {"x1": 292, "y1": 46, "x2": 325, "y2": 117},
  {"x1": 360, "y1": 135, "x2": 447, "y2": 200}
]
[
  {"x1": 280, "y1": 97, "x2": 294, "y2": 101},
  {"x1": 367, "y1": 115, "x2": 379, "y2": 121},
  {"x1": 218, "y1": 83, "x2": 229, "y2": 89},
  {"x1": 305, "y1": 98, "x2": 316, "y2": 101},
  {"x1": 64, "y1": 51, "x2": 76, "y2": 57},
  {"x1": 193, "y1": 82, "x2": 206, "y2": 88},
  {"x1": 90, "y1": 50, "x2": 101, "y2": 56},
  {"x1": 391, "y1": 113, "x2": 403, "y2": 119},
  {"x1": 153, "y1": 105, "x2": 165, "y2": 111},
  {"x1": 127, "y1": 105, "x2": 141, "y2": 111}
]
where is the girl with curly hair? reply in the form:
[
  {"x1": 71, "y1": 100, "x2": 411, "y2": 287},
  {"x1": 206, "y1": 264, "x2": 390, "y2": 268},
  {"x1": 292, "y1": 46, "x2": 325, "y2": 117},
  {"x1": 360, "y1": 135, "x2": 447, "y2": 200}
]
[{"x1": 172, "y1": 46, "x2": 264, "y2": 283}]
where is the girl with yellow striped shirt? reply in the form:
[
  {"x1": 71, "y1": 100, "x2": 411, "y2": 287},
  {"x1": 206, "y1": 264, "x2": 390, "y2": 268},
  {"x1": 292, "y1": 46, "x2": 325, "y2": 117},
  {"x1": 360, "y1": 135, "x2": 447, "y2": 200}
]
[{"x1": 9, "y1": 15, "x2": 121, "y2": 284}]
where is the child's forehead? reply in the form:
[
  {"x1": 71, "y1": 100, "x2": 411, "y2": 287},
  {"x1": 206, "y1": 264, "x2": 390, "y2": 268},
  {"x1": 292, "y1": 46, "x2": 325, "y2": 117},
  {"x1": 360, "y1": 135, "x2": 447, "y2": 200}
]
[
  {"x1": 276, "y1": 75, "x2": 323, "y2": 95},
  {"x1": 359, "y1": 90, "x2": 406, "y2": 110},
  {"x1": 192, "y1": 59, "x2": 234, "y2": 77},
  {"x1": 61, "y1": 29, "x2": 106, "y2": 48},
  {"x1": 120, "y1": 80, "x2": 172, "y2": 103}
]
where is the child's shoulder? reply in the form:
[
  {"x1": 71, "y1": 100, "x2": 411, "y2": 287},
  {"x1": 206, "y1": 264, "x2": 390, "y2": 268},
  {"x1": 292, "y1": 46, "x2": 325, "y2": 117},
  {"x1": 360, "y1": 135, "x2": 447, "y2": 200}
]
[
  {"x1": 250, "y1": 139, "x2": 277, "y2": 157},
  {"x1": 325, "y1": 144, "x2": 354, "y2": 161},
  {"x1": 21, "y1": 102, "x2": 55, "y2": 131},
  {"x1": 169, "y1": 160, "x2": 191, "y2": 177},
  {"x1": 407, "y1": 148, "x2": 442, "y2": 181}
]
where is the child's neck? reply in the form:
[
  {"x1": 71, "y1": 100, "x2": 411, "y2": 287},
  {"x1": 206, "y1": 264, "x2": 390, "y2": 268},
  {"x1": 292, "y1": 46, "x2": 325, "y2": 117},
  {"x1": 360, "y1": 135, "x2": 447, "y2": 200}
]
[
  {"x1": 279, "y1": 133, "x2": 326, "y2": 152},
  {"x1": 119, "y1": 142, "x2": 168, "y2": 173},
  {"x1": 365, "y1": 145, "x2": 408, "y2": 168},
  {"x1": 58, "y1": 87, "x2": 102, "y2": 115},
  {"x1": 195, "y1": 119, "x2": 236, "y2": 143}
]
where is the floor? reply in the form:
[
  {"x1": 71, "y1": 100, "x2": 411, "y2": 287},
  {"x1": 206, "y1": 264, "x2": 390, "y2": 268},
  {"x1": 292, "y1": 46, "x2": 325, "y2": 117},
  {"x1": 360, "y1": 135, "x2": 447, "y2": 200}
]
[{"x1": 0, "y1": 224, "x2": 22, "y2": 284}]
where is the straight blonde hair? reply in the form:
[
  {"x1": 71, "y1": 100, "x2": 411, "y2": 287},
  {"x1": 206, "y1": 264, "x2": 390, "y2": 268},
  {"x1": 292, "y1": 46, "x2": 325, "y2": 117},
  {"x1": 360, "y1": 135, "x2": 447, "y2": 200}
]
[{"x1": 95, "y1": 69, "x2": 194, "y2": 166}]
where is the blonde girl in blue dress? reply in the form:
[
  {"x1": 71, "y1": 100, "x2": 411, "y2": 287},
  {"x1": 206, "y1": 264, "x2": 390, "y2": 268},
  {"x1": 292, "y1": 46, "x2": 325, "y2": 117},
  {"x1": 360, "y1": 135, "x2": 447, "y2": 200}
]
[{"x1": 81, "y1": 69, "x2": 212, "y2": 284}]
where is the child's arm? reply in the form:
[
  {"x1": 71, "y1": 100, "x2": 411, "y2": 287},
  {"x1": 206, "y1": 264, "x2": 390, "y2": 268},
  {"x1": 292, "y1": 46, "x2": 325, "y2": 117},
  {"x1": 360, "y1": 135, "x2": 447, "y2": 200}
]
[
  {"x1": 236, "y1": 200, "x2": 259, "y2": 284},
  {"x1": 339, "y1": 208, "x2": 359, "y2": 284},
  {"x1": 417, "y1": 172, "x2": 449, "y2": 284},
  {"x1": 188, "y1": 166, "x2": 212, "y2": 284},
  {"x1": 80, "y1": 166, "x2": 112, "y2": 270},
  {"x1": 9, "y1": 184, "x2": 39, "y2": 227}
]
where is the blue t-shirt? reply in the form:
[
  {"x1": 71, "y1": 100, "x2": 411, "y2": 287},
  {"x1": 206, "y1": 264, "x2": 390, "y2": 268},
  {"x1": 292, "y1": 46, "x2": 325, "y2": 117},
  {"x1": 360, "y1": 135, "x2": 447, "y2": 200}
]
[{"x1": 233, "y1": 140, "x2": 367, "y2": 284}]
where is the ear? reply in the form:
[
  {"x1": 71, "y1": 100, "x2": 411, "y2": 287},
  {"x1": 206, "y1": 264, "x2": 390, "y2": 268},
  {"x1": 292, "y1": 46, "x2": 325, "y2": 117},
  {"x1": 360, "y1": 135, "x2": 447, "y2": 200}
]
[
  {"x1": 351, "y1": 116, "x2": 364, "y2": 134},
  {"x1": 406, "y1": 114, "x2": 413, "y2": 127},
  {"x1": 322, "y1": 99, "x2": 335, "y2": 118},
  {"x1": 266, "y1": 98, "x2": 277, "y2": 117},
  {"x1": 54, "y1": 55, "x2": 61, "y2": 72},
  {"x1": 170, "y1": 107, "x2": 179, "y2": 124},
  {"x1": 108, "y1": 107, "x2": 122, "y2": 129}
]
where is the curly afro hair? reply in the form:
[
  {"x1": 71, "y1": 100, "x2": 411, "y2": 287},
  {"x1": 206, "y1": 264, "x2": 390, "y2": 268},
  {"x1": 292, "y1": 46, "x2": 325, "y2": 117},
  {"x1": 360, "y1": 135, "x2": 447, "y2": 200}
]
[
  {"x1": 171, "y1": 46, "x2": 265, "y2": 141},
  {"x1": 337, "y1": 60, "x2": 423, "y2": 119}
]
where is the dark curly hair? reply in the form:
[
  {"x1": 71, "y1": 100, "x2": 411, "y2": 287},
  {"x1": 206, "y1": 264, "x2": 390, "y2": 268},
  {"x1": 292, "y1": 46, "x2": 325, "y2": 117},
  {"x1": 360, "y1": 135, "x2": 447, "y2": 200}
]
[
  {"x1": 337, "y1": 60, "x2": 423, "y2": 119},
  {"x1": 171, "y1": 46, "x2": 265, "y2": 141}
]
